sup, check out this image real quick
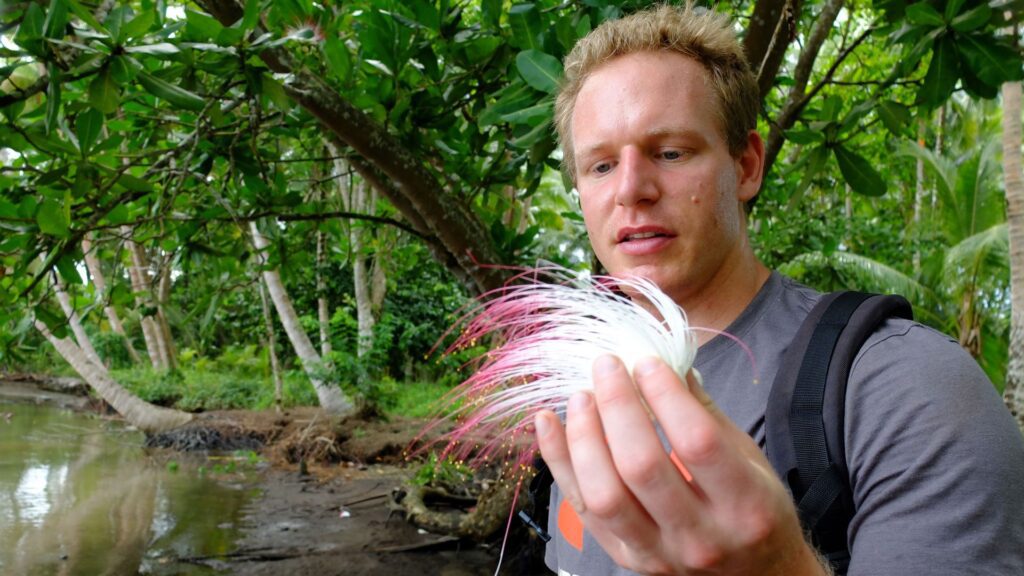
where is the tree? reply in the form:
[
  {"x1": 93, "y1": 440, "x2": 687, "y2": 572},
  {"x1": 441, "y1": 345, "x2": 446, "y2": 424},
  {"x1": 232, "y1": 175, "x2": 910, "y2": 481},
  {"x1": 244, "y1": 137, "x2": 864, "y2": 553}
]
[
  {"x1": 1002, "y1": 60, "x2": 1024, "y2": 428},
  {"x1": 249, "y1": 221, "x2": 355, "y2": 416}
]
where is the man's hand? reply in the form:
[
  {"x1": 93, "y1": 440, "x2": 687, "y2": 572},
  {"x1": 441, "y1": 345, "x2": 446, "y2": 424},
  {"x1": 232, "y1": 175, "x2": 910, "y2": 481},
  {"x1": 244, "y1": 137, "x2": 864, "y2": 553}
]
[{"x1": 534, "y1": 354, "x2": 829, "y2": 576}]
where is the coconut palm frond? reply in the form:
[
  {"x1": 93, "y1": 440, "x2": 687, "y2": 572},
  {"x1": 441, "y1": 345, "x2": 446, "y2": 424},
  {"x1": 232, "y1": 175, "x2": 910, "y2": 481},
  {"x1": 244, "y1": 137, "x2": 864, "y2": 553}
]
[
  {"x1": 895, "y1": 140, "x2": 956, "y2": 211},
  {"x1": 945, "y1": 223, "x2": 1008, "y2": 275},
  {"x1": 828, "y1": 251, "x2": 934, "y2": 304},
  {"x1": 953, "y1": 141, "x2": 1003, "y2": 239}
]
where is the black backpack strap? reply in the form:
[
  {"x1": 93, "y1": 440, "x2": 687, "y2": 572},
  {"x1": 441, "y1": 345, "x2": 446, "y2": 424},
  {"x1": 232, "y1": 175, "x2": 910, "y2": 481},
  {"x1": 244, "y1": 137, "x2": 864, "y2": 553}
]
[
  {"x1": 766, "y1": 291, "x2": 912, "y2": 574},
  {"x1": 519, "y1": 456, "x2": 553, "y2": 542}
]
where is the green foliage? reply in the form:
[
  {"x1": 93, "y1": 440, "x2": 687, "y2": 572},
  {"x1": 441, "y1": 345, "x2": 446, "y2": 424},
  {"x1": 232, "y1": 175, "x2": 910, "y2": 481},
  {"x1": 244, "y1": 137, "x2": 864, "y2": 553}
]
[
  {"x1": 412, "y1": 451, "x2": 473, "y2": 490},
  {"x1": 1, "y1": 0, "x2": 1020, "y2": 405},
  {"x1": 111, "y1": 345, "x2": 317, "y2": 411},
  {"x1": 385, "y1": 380, "x2": 453, "y2": 419}
]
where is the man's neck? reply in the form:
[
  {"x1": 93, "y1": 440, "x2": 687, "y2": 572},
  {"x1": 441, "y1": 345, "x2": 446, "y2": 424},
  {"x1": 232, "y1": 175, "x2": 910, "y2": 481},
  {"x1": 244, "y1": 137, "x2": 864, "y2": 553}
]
[{"x1": 678, "y1": 255, "x2": 770, "y2": 346}]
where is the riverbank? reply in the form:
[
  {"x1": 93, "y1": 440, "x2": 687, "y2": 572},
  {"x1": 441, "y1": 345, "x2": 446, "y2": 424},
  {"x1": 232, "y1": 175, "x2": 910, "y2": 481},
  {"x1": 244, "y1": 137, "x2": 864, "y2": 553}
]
[{"x1": 0, "y1": 376, "x2": 508, "y2": 575}]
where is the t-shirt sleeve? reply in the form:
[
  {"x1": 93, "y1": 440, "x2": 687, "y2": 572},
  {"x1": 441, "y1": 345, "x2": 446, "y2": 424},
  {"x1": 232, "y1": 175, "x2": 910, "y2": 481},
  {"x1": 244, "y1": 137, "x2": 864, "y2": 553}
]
[{"x1": 844, "y1": 320, "x2": 1024, "y2": 575}]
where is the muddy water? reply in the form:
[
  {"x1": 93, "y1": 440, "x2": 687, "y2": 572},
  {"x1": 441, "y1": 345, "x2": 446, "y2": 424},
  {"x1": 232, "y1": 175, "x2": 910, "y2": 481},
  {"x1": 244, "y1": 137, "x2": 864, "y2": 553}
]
[{"x1": 0, "y1": 401, "x2": 258, "y2": 575}]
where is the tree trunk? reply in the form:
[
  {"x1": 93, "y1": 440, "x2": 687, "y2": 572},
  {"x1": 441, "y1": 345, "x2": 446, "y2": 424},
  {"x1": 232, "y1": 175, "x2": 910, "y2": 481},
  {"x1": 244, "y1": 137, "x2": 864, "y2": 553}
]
[
  {"x1": 914, "y1": 117, "x2": 926, "y2": 274},
  {"x1": 249, "y1": 222, "x2": 355, "y2": 416},
  {"x1": 123, "y1": 229, "x2": 166, "y2": 370},
  {"x1": 82, "y1": 234, "x2": 141, "y2": 364},
  {"x1": 351, "y1": 179, "x2": 377, "y2": 358},
  {"x1": 316, "y1": 229, "x2": 332, "y2": 359},
  {"x1": 762, "y1": 0, "x2": 844, "y2": 172},
  {"x1": 154, "y1": 255, "x2": 178, "y2": 369},
  {"x1": 744, "y1": 0, "x2": 803, "y2": 100},
  {"x1": 35, "y1": 321, "x2": 192, "y2": 433},
  {"x1": 1001, "y1": 76, "x2": 1024, "y2": 431},
  {"x1": 258, "y1": 279, "x2": 284, "y2": 413},
  {"x1": 53, "y1": 275, "x2": 104, "y2": 368}
]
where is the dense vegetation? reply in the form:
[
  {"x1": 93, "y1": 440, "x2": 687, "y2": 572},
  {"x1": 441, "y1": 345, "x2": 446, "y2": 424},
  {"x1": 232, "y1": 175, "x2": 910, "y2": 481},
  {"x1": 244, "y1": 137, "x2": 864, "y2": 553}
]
[{"x1": 0, "y1": 0, "x2": 1021, "y2": 429}]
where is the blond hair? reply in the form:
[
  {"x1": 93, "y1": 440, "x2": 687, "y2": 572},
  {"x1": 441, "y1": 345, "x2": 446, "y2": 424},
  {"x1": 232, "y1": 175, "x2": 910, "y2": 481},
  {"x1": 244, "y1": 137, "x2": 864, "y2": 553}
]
[{"x1": 555, "y1": 3, "x2": 759, "y2": 179}]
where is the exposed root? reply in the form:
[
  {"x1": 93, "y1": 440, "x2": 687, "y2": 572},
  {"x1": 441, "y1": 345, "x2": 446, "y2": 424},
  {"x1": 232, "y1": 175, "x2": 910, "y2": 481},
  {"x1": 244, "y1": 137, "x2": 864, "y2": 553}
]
[{"x1": 391, "y1": 467, "x2": 535, "y2": 542}]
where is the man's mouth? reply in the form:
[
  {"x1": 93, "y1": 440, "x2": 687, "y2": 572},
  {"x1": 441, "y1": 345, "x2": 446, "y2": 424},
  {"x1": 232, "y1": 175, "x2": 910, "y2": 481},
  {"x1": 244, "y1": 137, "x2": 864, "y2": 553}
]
[
  {"x1": 624, "y1": 232, "x2": 664, "y2": 241},
  {"x1": 617, "y1": 228, "x2": 673, "y2": 243}
]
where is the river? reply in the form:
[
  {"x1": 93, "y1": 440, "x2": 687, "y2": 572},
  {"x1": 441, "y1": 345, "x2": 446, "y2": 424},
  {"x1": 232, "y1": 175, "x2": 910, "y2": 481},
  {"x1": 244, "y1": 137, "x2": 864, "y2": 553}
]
[{"x1": 0, "y1": 400, "x2": 258, "y2": 575}]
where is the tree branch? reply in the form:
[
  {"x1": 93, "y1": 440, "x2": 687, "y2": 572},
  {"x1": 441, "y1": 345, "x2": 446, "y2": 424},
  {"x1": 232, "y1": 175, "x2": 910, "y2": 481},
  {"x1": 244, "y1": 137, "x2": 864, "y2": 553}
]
[{"x1": 197, "y1": 0, "x2": 509, "y2": 295}]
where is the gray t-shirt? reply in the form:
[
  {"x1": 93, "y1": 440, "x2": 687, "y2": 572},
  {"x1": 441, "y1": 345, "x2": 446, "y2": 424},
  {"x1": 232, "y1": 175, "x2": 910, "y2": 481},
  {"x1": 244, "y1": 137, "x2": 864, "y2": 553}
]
[{"x1": 545, "y1": 272, "x2": 1024, "y2": 575}]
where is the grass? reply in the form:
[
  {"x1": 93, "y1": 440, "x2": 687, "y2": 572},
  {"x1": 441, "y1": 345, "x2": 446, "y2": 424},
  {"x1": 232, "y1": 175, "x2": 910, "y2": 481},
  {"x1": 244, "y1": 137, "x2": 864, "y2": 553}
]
[{"x1": 384, "y1": 380, "x2": 453, "y2": 419}]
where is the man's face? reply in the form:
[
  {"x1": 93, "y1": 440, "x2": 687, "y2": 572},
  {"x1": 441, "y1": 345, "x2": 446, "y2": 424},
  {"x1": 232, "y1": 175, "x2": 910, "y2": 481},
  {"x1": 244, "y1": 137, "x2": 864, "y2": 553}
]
[{"x1": 571, "y1": 50, "x2": 761, "y2": 304}]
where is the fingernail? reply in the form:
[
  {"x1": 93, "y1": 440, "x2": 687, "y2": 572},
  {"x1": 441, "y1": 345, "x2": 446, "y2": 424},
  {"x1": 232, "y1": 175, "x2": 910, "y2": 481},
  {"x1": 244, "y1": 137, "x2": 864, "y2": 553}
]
[
  {"x1": 534, "y1": 413, "x2": 550, "y2": 438},
  {"x1": 568, "y1": 392, "x2": 592, "y2": 412},
  {"x1": 634, "y1": 356, "x2": 661, "y2": 376},
  {"x1": 593, "y1": 354, "x2": 619, "y2": 375}
]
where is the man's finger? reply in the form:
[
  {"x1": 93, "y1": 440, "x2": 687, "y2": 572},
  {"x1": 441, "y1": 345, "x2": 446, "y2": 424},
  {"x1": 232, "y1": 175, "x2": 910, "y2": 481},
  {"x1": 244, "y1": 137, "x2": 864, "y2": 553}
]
[
  {"x1": 563, "y1": 385, "x2": 662, "y2": 549},
  {"x1": 534, "y1": 409, "x2": 586, "y2": 515},
  {"x1": 591, "y1": 354, "x2": 706, "y2": 534},
  {"x1": 634, "y1": 356, "x2": 762, "y2": 506}
]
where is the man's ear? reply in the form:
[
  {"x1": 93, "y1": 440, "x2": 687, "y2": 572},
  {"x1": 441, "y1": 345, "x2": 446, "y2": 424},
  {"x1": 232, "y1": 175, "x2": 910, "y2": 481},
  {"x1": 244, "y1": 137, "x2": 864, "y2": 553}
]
[{"x1": 736, "y1": 130, "x2": 765, "y2": 204}]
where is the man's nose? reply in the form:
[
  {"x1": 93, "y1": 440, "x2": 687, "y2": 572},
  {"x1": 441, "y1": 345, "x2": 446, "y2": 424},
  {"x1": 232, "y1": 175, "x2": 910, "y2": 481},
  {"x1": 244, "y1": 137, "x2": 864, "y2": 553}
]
[{"x1": 614, "y1": 147, "x2": 659, "y2": 207}]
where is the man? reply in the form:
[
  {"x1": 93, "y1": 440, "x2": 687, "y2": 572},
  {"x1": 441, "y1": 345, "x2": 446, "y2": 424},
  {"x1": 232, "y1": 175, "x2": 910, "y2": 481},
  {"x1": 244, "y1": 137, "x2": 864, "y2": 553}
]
[{"x1": 533, "y1": 4, "x2": 1024, "y2": 575}]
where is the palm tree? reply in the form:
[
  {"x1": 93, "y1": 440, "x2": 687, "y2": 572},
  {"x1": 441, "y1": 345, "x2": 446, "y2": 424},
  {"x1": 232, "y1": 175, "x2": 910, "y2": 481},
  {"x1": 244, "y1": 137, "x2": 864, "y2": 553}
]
[
  {"x1": 783, "y1": 114, "x2": 1010, "y2": 385},
  {"x1": 1001, "y1": 74, "x2": 1024, "y2": 429}
]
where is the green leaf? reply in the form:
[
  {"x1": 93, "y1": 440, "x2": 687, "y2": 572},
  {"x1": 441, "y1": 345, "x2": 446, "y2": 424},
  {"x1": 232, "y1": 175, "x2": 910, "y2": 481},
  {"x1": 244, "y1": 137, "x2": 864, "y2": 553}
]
[
  {"x1": 790, "y1": 145, "x2": 829, "y2": 209},
  {"x1": 45, "y1": 65, "x2": 61, "y2": 135},
  {"x1": 515, "y1": 50, "x2": 562, "y2": 94},
  {"x1": 951, "y1": 4, "x2": 992, "y2": 32},
  {"x1": 108, "y1": 55, "x2": 133, "y2": 84},
  {"x1": 323, "y1": 37, "x2": 351, "y2": 83},
  {"x1": 261, "y1": 74, "x2": 291, "y2": 110},
  {"x1": 43, "y1": 0, "x2": 70, "y2": 39},
  {"x1": 186, "y1": 9, "x2": 224, "y2": 41},
  {"x1": 104, "y1": 5, "x2": 132, "y2": 44},
  {"x1": 65, "y1": 0, "x2": 108, "y2": 34},
  {"x1": 479, "y1": 81, "x2": 537, "y2": 127},
  {"x1": 784, "y1": 129, "x2": 825, "y2": 145},
  {"x1": 56, "y1": 254, "x2": 82, "y2": 285},
  {"x1": 37, "y1": 199, "x2": 70, "y2": 237},
  {"x1": 104, "y1": 203, "x2": 130, "y2": 225},
  {"x1": 501, "y1": 99, "x2": 552, "y2": 125},
  {"x1": 834, "y1": 145, "x2": 887, "y2": 197},
  {"x1": 136, "y1": 71, "x2": 206, "y2": 111},
  {"x1": 821, "y1": 95, "x2": 843, "y2": 122},
  {"x1": 37, "y1": 168, "x2": 65, "y2": 186},
  {"x1": 241, "y1": 0, "x2": 261, "y2": 31},
  {"x1": 124, "y1": 42, "x2": 180, "y2": 56},
  {"x1": 481, "y1": 0, "x2": 501, "y2": 27},
  {"x1": 114, "y1": 172, "x2": 155, "y2": 193},
  {"x1": 906, "y1": 2, "x2": 945, "y2": 26},
  {"x1": 122, "y1": 9, "x2": 155, "y2": 39},
  {"x1": 13, "y1": 3, "x2": 45, "y2": 57},
  {"x1": 88, "y1": 67, "x2": 119, "y2": 114},
  {"x1": 35, "y1": 304, "x2": 67, "y2": 339},
  {"x1": 509, "y1": 3, "x2": 542, "y2": 50},
  {"x1": 877, "y1": 100, "x2": 911, "y2": 135},
  {"x1": 511, "y1": 121, "x2": 551, "y2": 148},
  {"x1": 957, "y1": 34, "x2": 1024, "y2": 87},
  {"x1": 943, "y1": 0, "x2": 968, "y2": 21},
  {"x1": 960, "y1": 60, "x2": 1000, "y2": 98},
  {"x1": 918, "y1": 35, "x2": 958, "y2": 109},
  {"x1": 75, "y1": 109, "x2": 104, "y2": 155}
]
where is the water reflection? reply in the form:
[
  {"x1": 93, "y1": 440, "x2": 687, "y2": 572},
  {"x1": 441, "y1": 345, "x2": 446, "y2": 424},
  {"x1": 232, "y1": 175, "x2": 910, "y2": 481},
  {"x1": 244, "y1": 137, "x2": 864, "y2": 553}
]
[{"x1": 0, "y1": 400, "x2": 258, "y2": 575}]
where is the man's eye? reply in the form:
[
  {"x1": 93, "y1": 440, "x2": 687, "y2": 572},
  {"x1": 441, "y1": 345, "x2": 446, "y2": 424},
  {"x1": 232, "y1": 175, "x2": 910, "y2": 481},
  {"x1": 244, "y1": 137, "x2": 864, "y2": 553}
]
[
  {"x1": 593, "y1": 162, "x2": 612, "y2": 174},
  {"x1": 661, "y1": 150, "x2": 683, "y2": 160}
]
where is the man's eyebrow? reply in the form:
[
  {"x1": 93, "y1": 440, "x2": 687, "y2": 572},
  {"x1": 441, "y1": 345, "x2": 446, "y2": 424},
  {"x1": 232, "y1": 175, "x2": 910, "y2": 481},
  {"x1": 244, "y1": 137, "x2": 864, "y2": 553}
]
[
  {"x1": 642, "y1": 127, "x2": 705, "y2": 141},
  {"x1": 578, "y1": 129, "x2": 705, "y2": 157}
]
